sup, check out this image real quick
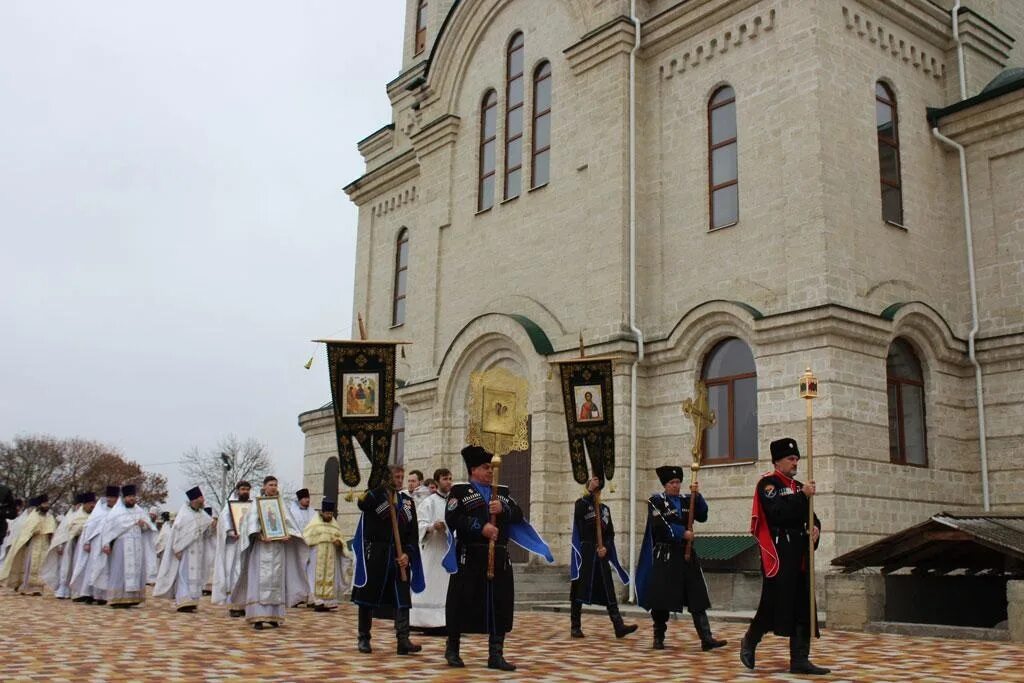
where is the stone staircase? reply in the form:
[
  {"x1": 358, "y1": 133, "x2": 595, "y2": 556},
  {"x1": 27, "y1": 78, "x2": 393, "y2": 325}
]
[{"x1": 514, "y1": 563, "x2": 571, "y2": 606}]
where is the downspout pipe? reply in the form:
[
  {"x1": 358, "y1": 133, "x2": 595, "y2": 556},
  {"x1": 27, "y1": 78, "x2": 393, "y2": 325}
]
[
  {"x1": 931, "y1": 2, "x2": 989, "y2": 511},
  {"x1": 627, "y1": 0, "x2": 644, "y2": 602},
  {"x1": 932, "y1": 126, "x2": 989, "y2": 511}
]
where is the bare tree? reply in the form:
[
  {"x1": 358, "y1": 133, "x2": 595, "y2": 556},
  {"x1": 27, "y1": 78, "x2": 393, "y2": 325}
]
[
  {"x1": 180, "y1": 435, "x2": 273, "y2": 508},
  {"x1": 0, "y1": 435, "x2": 168, "y2": 511}
]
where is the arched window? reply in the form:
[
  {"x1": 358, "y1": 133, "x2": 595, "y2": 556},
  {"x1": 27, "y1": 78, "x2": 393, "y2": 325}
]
[
  {"x1": 390, "y1": 404, "x2": 406, "y2": 465},
  {"x1": 708, "y1": 85, "x2": 738, "y2": 229},
  {"x1": 531, "y1": 61, "x2": 552, "y2": 188},
  {"x1": 478, "y1": 90, "x2": 498, "y2": 211},
  {"x1": 886, "y1": 338, "x2": 927, "y2": 466},
  {"x1": 414, "y1": 0, "x2": 428, "y2": 55},
  {"x1": 876, "y1": 82, "x2": 903, "y2": 224},
  {"x1": 701, "y1": 338, "x2": 757, "y2": 463},
  {"x1": 504, "y1": 32, "x2": 525, "y2": 200},
  {"x1": 392, "y1": 228, "x2": 409, "y2": 326}
]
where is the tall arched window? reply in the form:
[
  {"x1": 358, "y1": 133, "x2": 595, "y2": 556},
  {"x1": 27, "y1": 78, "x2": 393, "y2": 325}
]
[
  {"x1": 414, "y1": 0, "x2": 428, "y2": 55},
  {"x1": 504, "y1": 32, "x2": 525, "y2": 200},
  {"x1": 701, "y1": 338, "x2": 757, "y2": 463},
  {"x1": 478, "y1": 90, "x2": 498, "y2": 211},
  {"x1": 876, "y1": 81, "x2": 903, "y2": 224},
  {"x1": 390, "y1": 404, "x2": 406, "y2": 465},
  {"x1": 708, "y1": 85, "x2": 738, "y2": 229},
  {"x1": 392, "y1": 228, "x2": 409, "y2": 326},
  {"x1": 886, "y1": 338, "x2": 927, "y2": 466},
  {"x1": 531, "y1": 61, "x2": 552, "y2": 188}
]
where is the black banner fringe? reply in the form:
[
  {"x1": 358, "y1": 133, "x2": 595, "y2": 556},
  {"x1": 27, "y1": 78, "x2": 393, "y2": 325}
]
[{"x1": 558, "y1": 359, "x2": 616, "y2": 484}]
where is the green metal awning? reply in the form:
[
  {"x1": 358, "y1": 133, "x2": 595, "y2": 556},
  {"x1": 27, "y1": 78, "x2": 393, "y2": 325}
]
[{"x1": 694, "y1": 535, "x2": 757, "y2": 561}]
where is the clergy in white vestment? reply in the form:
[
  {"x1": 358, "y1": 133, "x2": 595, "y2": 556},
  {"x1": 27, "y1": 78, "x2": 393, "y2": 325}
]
[
  {"x1": 287, "y1": 488, "x2": 316, "y2": 607},
  {"x1": 302, "y1": 499, "x2": 352, "y2": 611},
  {"x1": 154, "y1": 511, "x2": 172, "y2": 562},
  {"x1": 41, "y1": 492, "x2": 95, "y2": 598},
  {"x1": 154, "y1": 487, "x2": 216, "y2": 612},
  {"x1": 203, "y1": 506, "x2": 217, "y2": 594},
  {"x1": 93, "y1": 484, "x2": 157, "y2": 607},
  {"x1": 0, "y1": 508, "x2": 29, "y2": 566},
  {"x1": 229, "y1": 475, "x2": 309, "y2": 629},
  {"x1": 69, "y1": 485, "x2": 120, "y2": 604},
  {"x1": 410, "y1": 468, "x2": 453, "y2": 629},
  {"x1": 0, "y1": 494, "x2": 57, "y2": 595},
  {"x1": 212, "y1": 480, "x2": 253, "y2": 617}
]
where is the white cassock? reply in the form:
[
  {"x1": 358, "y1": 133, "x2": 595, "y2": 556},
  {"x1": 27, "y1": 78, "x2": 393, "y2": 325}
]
[
  {"x1": 155, "y1": 522, "x2": 172, "y2": 562},
  {"x1": 229, "y1": 496, "x2": 309, "y2": 625},
  {"x1": 93, "y1": 500, "x2": 157, "y2": 605},
  {"x1": 287, "y1": 500, "x2": 316, "y2": 606},
  {"x1": 410, "y1": 491, "x2": 450, "y2": 628},
  {"x1": 69, "y1": 499, "x2": 113, "y2": 600},
  {"x1": 203, "y1": 508, "x2": 217, "y2": 592},
  {"x1": 212, "y1": 497, "x2": 246, "y2": 608},
  {"x1": 41, "y1": 505, "x2": 89, "y2": 598},
  {"x1": 154, "y1": 503, "x2": 215, "y2": 608}
]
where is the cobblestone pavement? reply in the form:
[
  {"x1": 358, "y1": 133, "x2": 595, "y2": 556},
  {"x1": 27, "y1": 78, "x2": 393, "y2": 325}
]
[{"x1": 2, "y1": 591, "x2": 1023, "y2": 682}]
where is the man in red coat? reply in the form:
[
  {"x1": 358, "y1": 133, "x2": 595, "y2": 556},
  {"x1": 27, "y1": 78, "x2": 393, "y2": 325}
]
[{"x1": 742, "y1": 438, "x2": 830, "y2": 675}]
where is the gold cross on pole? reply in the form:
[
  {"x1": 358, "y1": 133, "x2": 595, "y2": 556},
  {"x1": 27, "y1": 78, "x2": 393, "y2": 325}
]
[{"x1": 682, "y1": 381, "x2": 717, "y2": 464}]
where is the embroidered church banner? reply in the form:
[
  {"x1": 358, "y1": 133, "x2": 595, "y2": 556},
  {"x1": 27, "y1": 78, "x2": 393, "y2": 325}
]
[
  {"x1": 325, "y1": 341, "x2": 397, "y2": 489},
  {"x1": 557, "y1": 358, "x2": 616, "y2": 484}
]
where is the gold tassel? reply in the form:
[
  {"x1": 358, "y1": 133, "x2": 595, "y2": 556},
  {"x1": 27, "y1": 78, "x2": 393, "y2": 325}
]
[{"x1": 304, "y1": 356, "x2": 314, "y2": 370}]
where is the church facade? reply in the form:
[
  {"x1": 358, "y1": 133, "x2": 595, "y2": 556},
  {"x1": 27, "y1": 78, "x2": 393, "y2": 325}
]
[{"x1": 301, "y1": 0, "x2": 1024, "y2": 600}]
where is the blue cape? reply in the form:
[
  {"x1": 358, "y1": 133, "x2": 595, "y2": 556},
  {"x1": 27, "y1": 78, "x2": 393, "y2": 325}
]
[
  {"x1": 634, "y1": 492, "x2": 706, "y2": 610},
  {"x1": 352, "y1": 512, "x2": 426, "y2": 594},
  {"x1": 442, "y1": 519, "x2": 554, "y2": 574},
  {"x1": 569, "y1": 511, "x2": 629, "y2": 585}
]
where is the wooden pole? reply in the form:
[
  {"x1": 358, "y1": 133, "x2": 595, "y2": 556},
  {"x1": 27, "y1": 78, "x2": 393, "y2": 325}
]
[
  {"x1": 487, "y1": 455, "x2": 502, "y2": 580},
  {"x1": 388, "y1": 489, "x2": 408, "y2": 583}
]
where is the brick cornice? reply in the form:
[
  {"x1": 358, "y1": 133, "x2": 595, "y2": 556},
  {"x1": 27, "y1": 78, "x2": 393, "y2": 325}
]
[
  {"x1": 563, "y1": 15, "x2": 636, "y2": 76},
  {"x1": 410, "y1": 113, "x2": 461, "y2": 158},
  {"x1": 641, "y1": 0, "x2": 762, "y2": 58},
  {"x1": 344, "y1": 149, "x2": 420, "y2": 206}
]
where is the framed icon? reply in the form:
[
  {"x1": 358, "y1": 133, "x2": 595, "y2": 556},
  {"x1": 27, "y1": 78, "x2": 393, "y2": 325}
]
[
  {"x1": 341, "y1": 372, "x2": 381, "y2": 418},
  {"x1": 574, "y1": 384, "x2": 604, "y2": 423},
  {"x1": 482, "y1": 387, "x2": 517, "y2": 436},
  {"x1": 256, "y1": 496, "x2": 289, "y2": 541},
  {"x1": 228, "y1": 500, "x2": 253, "y2": 535}
]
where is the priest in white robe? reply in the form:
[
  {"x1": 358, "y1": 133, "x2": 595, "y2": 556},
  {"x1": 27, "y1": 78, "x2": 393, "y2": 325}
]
[
  {"x1": 0, "y1": 494, "x2": 57, "y2": 595},
  {"x1": 302, "y1": 499, "x2": 352, "y2": 611},
  {"x1": 42, "y1": 492, "x2": 95, "y2": 598},
  {"x1": 154, "y1": 511, "x2": 172, "y2": 562},
  {"x1": 93, "y1": 484, "x2": 157, "y2": 607},
  {"x1": 155, "y1": 487, "x2": 216, "y2": 612},
  {"x1": 411, "y1": 468, "x2": 453, "y2": 629},
  {"x1": 69, "y1": 485, "x2": 119, "y2": 604},
  {"x1": 212, "y1": 479, "x2": 253, "y2": 617},
  {"x1": 229, "y1": 475, "x2": 308, "y2": 629},
  {"x1": 203, "y1": 506, "x2": 217, "y2": 594},
  {"x1": 287, "y1": 488, "x2": 316, "y2": 607}
]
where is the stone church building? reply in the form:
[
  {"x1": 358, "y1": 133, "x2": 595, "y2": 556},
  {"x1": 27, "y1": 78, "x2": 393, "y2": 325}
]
[{"x1": 301, "y1": 0, "x2": 1024, "y2": 612}]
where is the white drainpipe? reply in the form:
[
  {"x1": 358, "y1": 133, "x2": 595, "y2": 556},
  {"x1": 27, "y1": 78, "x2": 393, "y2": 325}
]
[
  {"x1": 627, "y1": 0, "x2": 644, "y2": 602},
  {"x1": 929, "y1": 2, "x2": 990, "y2": 511}
]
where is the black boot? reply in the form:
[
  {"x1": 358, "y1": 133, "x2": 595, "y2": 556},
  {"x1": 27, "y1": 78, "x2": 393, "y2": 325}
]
[
  {"x1": 607, "y1": 600, "x2": 638, "y2": 638},
  {"x1": 487, "y1": 634, "x2": 516, "y2": 671},
  {"x1": 229, "y1": 608, "x2": 245, "y2": 618},
  {"x1": 570, "y1": 601, "x2": 585, "y2": 638},
  {"x1": 445, "y1": 633, "x2": 464, "y2": 667},
  {"x1": 652, "y1": 610, "x2": 667, "y2": 649},
  {"x1": 789, "y1": 625, "x2": 830, "y2": 675},
  {"x1": 740, "y1": 628, "x2": 761, "y2": 669},
  {"x1": 357, "y1": 606, "x2": 372, "y2": 654},
  {"x1": 395, "y1": 608, "x2": 422, "y2": 655},
  {"x1": 692, "y1": 611, "x2": 727, "y2": 651}
]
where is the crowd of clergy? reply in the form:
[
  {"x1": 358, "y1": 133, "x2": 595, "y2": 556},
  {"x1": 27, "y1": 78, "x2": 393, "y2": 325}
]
[{"x1": 0, "y1": 437, "x2": 830, "y2": 675}]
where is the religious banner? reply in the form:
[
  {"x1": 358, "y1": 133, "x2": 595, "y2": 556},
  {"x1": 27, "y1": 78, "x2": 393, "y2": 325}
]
[
  {"x1": 555, "y1": 357, "x2": 617, "y2": 484},
  {"x1": 323, "y1": 341, "x2": 398, "y2": 490},
  {"x1": 466, "y1": 367, "x2": 529, "y2": 458}
]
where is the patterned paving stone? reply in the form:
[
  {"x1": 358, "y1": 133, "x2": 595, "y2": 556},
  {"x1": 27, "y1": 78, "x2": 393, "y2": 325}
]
[{"x1": 2, "y1": 590, "x2": 1023, "y2": 681}]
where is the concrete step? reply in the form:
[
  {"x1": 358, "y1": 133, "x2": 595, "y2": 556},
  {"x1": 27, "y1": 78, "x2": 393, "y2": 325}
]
[{"x1": 865, "y1": 621, "x2": 1008, "y2": 642}]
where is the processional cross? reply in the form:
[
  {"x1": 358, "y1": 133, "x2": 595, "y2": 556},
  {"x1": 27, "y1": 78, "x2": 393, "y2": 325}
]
[{"x1": 681, "y1": 382, "x2": 716, "y2": 561}]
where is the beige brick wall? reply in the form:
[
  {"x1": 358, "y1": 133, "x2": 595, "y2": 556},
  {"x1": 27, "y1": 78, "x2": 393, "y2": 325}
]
[{"x1": 309, "y1": 0, "x2": 1024, "y2": 588}]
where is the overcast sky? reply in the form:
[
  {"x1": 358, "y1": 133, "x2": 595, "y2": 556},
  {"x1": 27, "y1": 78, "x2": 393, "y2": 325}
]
[{"x1": 0, "y1": 2, "x2": 404, "y2": 503}]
